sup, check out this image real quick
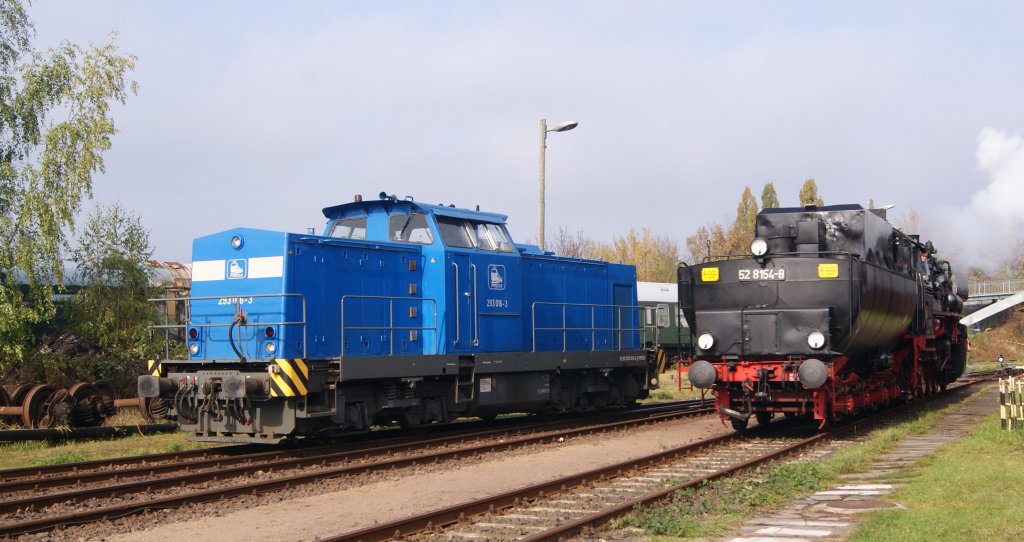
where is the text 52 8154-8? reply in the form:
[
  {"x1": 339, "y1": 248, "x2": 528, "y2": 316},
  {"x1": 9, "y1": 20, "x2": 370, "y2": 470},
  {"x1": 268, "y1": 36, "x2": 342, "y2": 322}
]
[{"x1": 738, "y1": 268, "x2": 786, "y2": 281}]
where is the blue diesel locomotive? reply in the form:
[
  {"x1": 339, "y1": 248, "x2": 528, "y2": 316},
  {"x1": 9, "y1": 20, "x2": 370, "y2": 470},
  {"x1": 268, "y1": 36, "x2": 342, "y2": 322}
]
[{"x1": 139, "y1": 193, "x2": 655, "y2": 442}]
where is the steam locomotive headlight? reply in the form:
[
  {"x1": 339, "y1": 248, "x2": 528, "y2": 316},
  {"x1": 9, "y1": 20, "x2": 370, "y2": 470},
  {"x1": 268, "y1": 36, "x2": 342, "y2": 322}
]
[
  {"x1": 696, "y1": 332, "x2": 715, "y2": 351},
  {"x1": 750, "y1": 237, "x2": 769, "y2": 257},
  {"x1": 188, "y1": 343, "x2": 200, "y2": 356},
  {"x1": 807, "y1": 330, "x2": 826, "y2": 349},
  {"x1": 264, "y1": 341, "x2": 276, "y2": 355},
  {"x1": 230, "y1": 235, "x2": 244, "y2": 250}
]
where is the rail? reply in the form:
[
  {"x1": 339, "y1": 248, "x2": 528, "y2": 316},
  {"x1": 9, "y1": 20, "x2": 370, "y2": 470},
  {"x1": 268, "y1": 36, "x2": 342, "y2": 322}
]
[
  {"x1": 531, "y1": 302, "x2": 641, "y2": 352},
  {"x1": 340, "y1": 295, "x2": 439, "y2": 355},
  {"x1": 148, "y1": 293, "x2": 307, "y2": 359}
]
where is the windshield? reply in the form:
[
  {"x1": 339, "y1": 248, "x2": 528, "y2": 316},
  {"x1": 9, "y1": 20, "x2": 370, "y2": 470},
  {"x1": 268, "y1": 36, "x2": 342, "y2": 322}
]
[
  {"x1": 327, "y1": 217, "x2": 367, "y2": 240},
  {"x1": 388, "y1": 213, "x2": 434, "y2": 244},
  {"x1": 437, "y1": 216, "x2": 514, "y2": 252},
  {"x1": 436, "y1": 216, "x2": 474, "y2": 248}
]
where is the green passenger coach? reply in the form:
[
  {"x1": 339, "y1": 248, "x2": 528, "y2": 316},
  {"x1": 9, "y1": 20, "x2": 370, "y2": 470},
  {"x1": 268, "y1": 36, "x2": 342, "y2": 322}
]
[{"x1": 638, "y1": 282, "x2": 692, "y2": 372}]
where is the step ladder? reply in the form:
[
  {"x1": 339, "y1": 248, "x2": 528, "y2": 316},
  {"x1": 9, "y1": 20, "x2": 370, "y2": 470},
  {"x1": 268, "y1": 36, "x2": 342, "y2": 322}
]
[{"x1": 456, "y1": 359, "x2": 475, "y2": 403}]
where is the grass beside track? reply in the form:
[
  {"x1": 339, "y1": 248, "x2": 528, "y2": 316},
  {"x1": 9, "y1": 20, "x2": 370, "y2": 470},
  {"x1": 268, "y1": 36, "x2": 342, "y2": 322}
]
[
  {"x1": 0, "y1": 410, "x2": 210, "y2": 470},
  {"x1": 850, "y1": 415, "x2": 1024, "y2": 542},
  {"x1": 614, "y1": 402, "x2": 954, "y2": 540}
]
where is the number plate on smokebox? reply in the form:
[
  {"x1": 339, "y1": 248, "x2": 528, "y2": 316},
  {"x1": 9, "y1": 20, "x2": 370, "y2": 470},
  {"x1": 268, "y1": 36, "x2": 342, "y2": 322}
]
[{"x1": 738, "y1": 268, "x2": 786, "y2": 281}]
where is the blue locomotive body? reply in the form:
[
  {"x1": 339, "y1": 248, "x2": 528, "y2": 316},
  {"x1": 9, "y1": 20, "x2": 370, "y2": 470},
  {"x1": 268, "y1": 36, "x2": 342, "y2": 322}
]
[{"x1": 140, "y1": 195, "x2": 653, "y2": 443}]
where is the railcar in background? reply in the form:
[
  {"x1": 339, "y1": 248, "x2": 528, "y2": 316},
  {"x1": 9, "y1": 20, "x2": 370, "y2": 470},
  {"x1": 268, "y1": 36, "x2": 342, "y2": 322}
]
[
  {"x1": 681, "y1": 204, "x2": 968, "y2": 429},
  {"x1": 139, "y1": 193, "x2": 655, "y2": 443},
  {"x1": 638, "y1": 282, "x2": 691, "y2": 372}
]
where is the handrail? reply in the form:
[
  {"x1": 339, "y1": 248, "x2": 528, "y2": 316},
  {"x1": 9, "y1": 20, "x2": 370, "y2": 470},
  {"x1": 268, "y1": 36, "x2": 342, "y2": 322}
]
[
  {"x1": 969, "y1": 279, "x2": 1024, "y2": 297},
  {"x1": 452, "y1": 262, "x2": 460, "y2": 345},
  {"x1": 471, "y1": 264, "x2": 479, "y2": 346},
  {"x1": 340, "y1": 295, "x2": 439, "y2": 355},
  {"x1": 148, "y1": 293, "x2": 307, "y2": 360},
  {"x1": 531, "y1": 302, "x2": 642, "y2": 353}
]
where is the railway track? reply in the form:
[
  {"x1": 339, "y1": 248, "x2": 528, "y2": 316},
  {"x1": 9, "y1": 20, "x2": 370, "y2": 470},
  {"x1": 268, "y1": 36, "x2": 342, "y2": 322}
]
[
  {"x1": 0, "y1": 399, "x2": 713, "y2": 537},
  {"x1": 318, "y1": 374, "x2": 997, "y2": 542},
  {"x1": 0, "y1": 399, "x2": 702, "y2": 483}
]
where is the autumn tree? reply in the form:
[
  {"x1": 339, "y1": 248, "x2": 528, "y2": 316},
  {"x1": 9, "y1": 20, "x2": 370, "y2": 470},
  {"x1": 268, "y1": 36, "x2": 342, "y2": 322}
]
[
  {"x1": 594, "y1": 227, "x2": 680, "y2": 282},
  {"x1": 798, "y1": 179, "x2": 825, "y2": 206},
  {"x1": 760, "y1": 182, "x2": 780, "y2": 209},
  {"x1": 726, "y1": 186, "x2": 759, "y2": 254},
  {"x1": 551, "y1": 226, "x2": 598, "y2": 259},
  {"x1": 0, "y1": 1, "x2": 137, "y2": 366},
  {"x1": 966, "y1": 266, "x2": 992, "y2": 282},
  {"x1": 999, "y1": 241, "x2": 1024, "y2": 279},
  {"x1": 685, "y1": 223, "x2": 729, "y2": 264}
]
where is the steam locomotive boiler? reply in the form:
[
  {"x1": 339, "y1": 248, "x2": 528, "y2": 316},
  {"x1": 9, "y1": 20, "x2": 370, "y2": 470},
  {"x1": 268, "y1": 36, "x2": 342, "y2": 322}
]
[
  {"x1": 682, "y1": 204, "x2": 968, "y2": 429},
  {"x1": 139, "y1": 193, "x2": 655, "y2": 443}
]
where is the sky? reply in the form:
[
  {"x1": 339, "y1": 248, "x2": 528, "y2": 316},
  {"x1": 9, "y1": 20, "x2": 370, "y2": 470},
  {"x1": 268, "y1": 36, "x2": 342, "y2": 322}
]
[{"x1": 29, "y1": 1, "x2": 1024, "y2": 269}]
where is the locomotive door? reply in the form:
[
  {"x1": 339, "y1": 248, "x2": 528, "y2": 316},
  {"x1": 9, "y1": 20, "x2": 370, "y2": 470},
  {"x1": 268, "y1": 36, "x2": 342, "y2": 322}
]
[
  {"x1": 447, "y1": 252, "x2": 475, "y2": 353},
  {"x1": 468, "y1": 252, "x2": 521, "y2": 351},
  {"x1": 446, "y1": 251, "x2": 522, "y2": 352}
]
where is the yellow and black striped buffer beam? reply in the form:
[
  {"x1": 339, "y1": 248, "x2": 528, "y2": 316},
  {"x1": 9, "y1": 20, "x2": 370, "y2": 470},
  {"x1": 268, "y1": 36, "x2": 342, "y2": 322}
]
[
  {"x1": 269, "y1": 359, "x2": 309, "y2": 397},
  {"x1": 147, "y1": 359, "x2": 163, "y2": 377}
]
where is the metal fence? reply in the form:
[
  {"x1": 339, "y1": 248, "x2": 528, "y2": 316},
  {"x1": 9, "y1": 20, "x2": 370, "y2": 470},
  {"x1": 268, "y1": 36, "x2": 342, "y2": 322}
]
[
  {"x1": 531, "y1": 302, "x2": 641, "y2": 352},
  {"x1": 971, "y1": 279, "x2": 1024, "y2": 297}
]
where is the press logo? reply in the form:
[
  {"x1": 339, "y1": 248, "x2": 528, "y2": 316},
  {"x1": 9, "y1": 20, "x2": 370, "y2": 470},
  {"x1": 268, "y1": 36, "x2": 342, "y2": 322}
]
[
  {"x1": 488, "y1": 264, "x2": 505, "y2": 290},
  {"x1": 227, "y1": 259, "x2": 247, "y2": 279}
]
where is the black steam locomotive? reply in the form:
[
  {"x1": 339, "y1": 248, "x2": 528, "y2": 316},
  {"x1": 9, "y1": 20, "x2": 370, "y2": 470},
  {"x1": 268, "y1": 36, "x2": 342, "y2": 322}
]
[{"x1": 681, "y1": 204, "x2": 968, "y2": 429}]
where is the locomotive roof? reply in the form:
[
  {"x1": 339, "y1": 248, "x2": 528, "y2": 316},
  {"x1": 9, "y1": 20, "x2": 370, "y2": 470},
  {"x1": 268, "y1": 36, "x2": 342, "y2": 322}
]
[
  {"x1": 758, "y1": 203, "x2": 864, "y2": 214},
  {"x1": 322, "y1": 197, "x2": 508, "y2": 224}
]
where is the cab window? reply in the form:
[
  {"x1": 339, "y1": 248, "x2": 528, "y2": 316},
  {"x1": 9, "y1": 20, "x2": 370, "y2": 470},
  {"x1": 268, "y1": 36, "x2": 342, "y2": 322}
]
[
  {"x1": 389, "y1": 213, "x2": 434, "y2": 244},
  {"x1": 327, "y1": 217, "x2": 367, "y2": 240},
  {"x1": 472, "y1": 222, "x2": 495, "y2": 250},
  {"x1": 485, "y1": 223, "x2": 514, "y2": 252},
  {"x1": 436, "y1": 216, "x2": 474, "y2": 248},
  {"x1": 436, "y1": 217, "x2": 514, "y2": 252}
]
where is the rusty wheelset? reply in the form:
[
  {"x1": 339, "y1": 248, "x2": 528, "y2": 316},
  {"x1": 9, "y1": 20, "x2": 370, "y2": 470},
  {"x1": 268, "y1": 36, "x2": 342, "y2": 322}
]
[{"x1": 0, "y1": 381, "x2": 152, "y2": 428}]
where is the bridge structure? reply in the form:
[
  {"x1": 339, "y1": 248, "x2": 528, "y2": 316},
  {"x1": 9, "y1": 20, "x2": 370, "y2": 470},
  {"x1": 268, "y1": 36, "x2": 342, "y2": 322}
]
[{"x1": 962, "y1": 279, "x2": 1024, "y2": 327}]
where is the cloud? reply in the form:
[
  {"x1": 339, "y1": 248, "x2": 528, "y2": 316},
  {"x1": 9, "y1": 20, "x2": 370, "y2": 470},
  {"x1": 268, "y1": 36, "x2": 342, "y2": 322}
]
[{"x1": 26, "y1": 3, "x2": 1024, "y2": 263}]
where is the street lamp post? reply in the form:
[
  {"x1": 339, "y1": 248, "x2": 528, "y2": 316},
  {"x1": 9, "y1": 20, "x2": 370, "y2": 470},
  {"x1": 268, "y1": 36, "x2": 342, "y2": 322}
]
[{"x1": 538, "y1": 118, "x2": 578, "y2": 251}]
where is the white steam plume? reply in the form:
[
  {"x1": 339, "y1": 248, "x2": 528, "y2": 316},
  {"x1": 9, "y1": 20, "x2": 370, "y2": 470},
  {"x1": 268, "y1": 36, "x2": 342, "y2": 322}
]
[{"x1": 927, "y1": 128, "x2": 1024, "y2": 272}]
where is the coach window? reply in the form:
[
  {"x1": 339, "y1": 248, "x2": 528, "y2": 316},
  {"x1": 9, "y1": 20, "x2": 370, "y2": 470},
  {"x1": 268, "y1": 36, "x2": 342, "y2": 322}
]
[
  {"x1": 389, "y1": 213, "x2": 434, "y2": 244},
  {"x1": 656, "y1": 304, "x2": 670, "y2": 328},
  {"x1": 327, "y1": 217, "x2": 367, "y2": 240}
]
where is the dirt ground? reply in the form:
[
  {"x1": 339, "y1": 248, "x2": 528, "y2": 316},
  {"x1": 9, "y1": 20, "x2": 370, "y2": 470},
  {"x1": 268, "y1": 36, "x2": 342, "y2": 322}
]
[{"x1": 101, "y1": 413, "x2": 730, "y2": 542}]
